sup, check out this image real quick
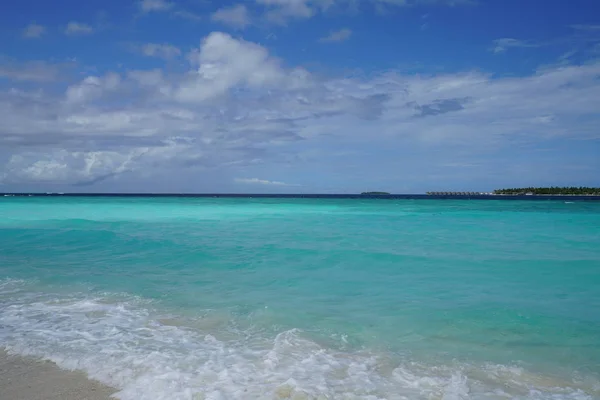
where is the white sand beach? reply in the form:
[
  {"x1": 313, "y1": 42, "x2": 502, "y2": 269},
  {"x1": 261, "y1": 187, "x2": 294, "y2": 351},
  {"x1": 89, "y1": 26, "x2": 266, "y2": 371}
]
[{"x1": 0, "y1": 349, "x2": 116, "y2": 400}]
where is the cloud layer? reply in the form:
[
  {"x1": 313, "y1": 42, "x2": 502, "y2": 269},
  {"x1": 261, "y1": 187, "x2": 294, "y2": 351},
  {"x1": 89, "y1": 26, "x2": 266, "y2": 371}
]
[
  {"x1": 235, "y1": 178, "x2": 299, "y2": 186},
  {"x1": 3, "y1": 0, "x2": 600, "y2": 192},
  {"x1": 2, "y1": 28, "x2": 600, "y2": 189}
]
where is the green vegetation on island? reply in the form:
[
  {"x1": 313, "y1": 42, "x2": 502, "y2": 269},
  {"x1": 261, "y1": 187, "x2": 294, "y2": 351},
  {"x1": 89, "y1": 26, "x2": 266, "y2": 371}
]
[
  {"x1": 361, "y1": 191, "x2": 391, "y2": 195},
  {"x1": 494, "y1": 187, "x2": 600, "y2": 195}
]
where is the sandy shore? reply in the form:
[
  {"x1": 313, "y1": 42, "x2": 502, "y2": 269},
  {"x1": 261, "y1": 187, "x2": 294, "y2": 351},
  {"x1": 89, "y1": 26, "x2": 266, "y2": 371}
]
[{"x1": 0, "y1": 349, "x2": 117, "y2": 400}]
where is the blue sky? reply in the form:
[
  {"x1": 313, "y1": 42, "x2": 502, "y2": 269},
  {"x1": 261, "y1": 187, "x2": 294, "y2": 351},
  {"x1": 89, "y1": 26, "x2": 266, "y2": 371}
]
[{"x1": 1, "y1": 0, "x2": 599, "y2": 193}]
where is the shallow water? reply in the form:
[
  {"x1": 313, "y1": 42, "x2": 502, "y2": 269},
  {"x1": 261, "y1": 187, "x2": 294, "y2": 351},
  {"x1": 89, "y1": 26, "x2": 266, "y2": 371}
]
[{"x1": 1, "y1": 197, "x2": 599, "y2": 399}]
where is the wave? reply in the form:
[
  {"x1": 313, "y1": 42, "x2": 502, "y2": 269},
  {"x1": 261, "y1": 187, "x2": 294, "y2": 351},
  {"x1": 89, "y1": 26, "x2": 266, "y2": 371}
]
[{"x1": 0, "y1": 279, "x2": 598, "y2": 400}]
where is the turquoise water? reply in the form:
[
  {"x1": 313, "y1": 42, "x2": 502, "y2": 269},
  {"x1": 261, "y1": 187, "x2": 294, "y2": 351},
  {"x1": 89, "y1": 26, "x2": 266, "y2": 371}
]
[{"x1": 1, "y1": 197, "x2": 599, "y2": 400}]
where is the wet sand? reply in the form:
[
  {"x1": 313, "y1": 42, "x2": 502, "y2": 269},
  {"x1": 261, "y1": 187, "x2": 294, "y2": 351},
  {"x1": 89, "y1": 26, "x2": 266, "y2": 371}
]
[{"x1": 0, "y1": 349, "x2": 116, "y2": 400}]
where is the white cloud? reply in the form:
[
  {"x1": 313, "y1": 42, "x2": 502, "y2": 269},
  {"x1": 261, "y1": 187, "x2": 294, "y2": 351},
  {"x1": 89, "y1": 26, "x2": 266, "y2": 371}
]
[
  {"x1": 2, "y1": 139, "x2": 203, "y2": 185},
  {"x1": 174, "y1": 32, "x2": 299, "y2": 103},
  {"x1": 319, "y1": 28, "x2": 352, "y2": 43},
  {"x1": 127, "y1": 69, "x2": 165, "y2": 87},
  {"x1": 22, "y1": 23, "x2": 45, "y2": 39},
  {"x1": 65, "y1": 73, "x2": 121, "y2": 104},
  {"x1": 173, "y1": 10, "x2": 203, "y2": 21},
  {"x1": 2, "y1": 31, "x2": 600, "y2": 187},
  {"x1": 138, "y1": 0, "x2": 201, "y2": 21},
  {"x1": 3, "y1": 150, "x2": 135, "y2": 184},
  {"x1": 65, "y1": 22, "x2": 94, "y2": 36},
  {"x1": 0, "y1": 59, "x2": 61, "y2": 82},
  {"x1": 235, "y1": 178, "x2": 299, "y2": 186},
  {"x1": 375, "y1": 0, "x2": 477, "y2": 6},
  {"x1": 385, "y1": 0, "x2": 476, "y2": 5},
  {"x1": 491, "y1": 25, "x2": 600, "y2": 56},
  {"x1": 139, "y1": 0, "x2": 173, "y2": 12},
  {"x1": 211, "y1": 5, "x2": 251, "y2": 29},
  {"x1": 570, "y1": 24, "x2": 600, "y2": 32},
  {"x1": 491, "y1": 38, "x2": 538, "y2": 54},
  {"x1": 256, "y1": 0, "x2": 316, "y2": 24},
  {"x1": 254, "y1": 0, "x2": 475, "y2": 24},
  {"x1": 141, "y1": 43, "x2": 181, "y2": 59}
]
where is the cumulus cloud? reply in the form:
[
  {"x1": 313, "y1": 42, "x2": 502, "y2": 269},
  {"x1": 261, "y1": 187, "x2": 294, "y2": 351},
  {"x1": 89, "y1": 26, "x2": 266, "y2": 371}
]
[
  {"x1": 2, "y1": 31, "x2": 600, "y2": 188},
  {"x1": 22, "y1": 23, "x2": 45, "y2": 39},
  {"x1": 65, "y1": 73, "x2": 121, "y2": 104},
  {"x1": 3, "y1": 150, "x2": 135, "y2": 185},
  {"x1": 319, "y1": 28, "x2": 352, "y2": 43},
  {"x1": 211, "y1": 5, "x2": 251, "y2": 29},
  {"x1": 65, "y1": 22, "x2": 94, "y2": 36},
  {"x1": 141, "y1": 43, "x2": 181, "y2": 59},
  {"x1": 173, "y1": 32, "x2": 300, "y2": 103},
  {"x1": 2, "y1": 137, "x2": 208, "y2": 185},
  {"x1": 235, "y1": 178, "x2": 299, "y2": 186}
]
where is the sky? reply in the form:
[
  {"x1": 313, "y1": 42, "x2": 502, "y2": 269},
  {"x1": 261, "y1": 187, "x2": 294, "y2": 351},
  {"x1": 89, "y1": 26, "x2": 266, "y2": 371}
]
[{"x1": 1, "y1": 0, "x2": 599, "y2": 194}]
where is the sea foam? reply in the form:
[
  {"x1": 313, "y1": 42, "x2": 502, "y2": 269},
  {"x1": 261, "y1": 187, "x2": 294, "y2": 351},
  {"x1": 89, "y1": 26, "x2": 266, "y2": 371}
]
[{"x1": 1, "y1": 280, "x2": 597, "y2": 400}]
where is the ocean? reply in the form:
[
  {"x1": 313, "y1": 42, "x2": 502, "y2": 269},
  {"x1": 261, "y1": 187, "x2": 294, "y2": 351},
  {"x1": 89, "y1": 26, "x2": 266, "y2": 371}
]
[{"x1": 1, "y1": 196, "x2": 599, "y2": 400}]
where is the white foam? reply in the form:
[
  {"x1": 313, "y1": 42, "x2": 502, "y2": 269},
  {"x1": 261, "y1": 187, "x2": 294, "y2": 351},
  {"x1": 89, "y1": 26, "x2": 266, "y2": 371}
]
[{"x1": 1, "y1": 280, "x2": 598, "y2": 400}]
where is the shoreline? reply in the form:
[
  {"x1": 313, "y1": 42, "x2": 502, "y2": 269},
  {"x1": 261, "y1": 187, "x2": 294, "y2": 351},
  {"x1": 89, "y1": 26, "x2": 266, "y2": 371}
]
[{"x1": 0, "y1": 349, "x2": 117, "y2": 400}]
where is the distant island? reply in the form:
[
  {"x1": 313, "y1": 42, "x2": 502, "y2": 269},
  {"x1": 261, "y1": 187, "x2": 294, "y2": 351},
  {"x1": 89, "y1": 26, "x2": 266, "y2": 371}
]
[
  {"x1": 361, "y1": 191, "x2": 391, "y2": 195},
  {"x1": 425, "y1": 187, "x2": 600, "y2": 196},
  {"x1": 494, "y1": 187, "x2": 600, "y2": 195}
]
